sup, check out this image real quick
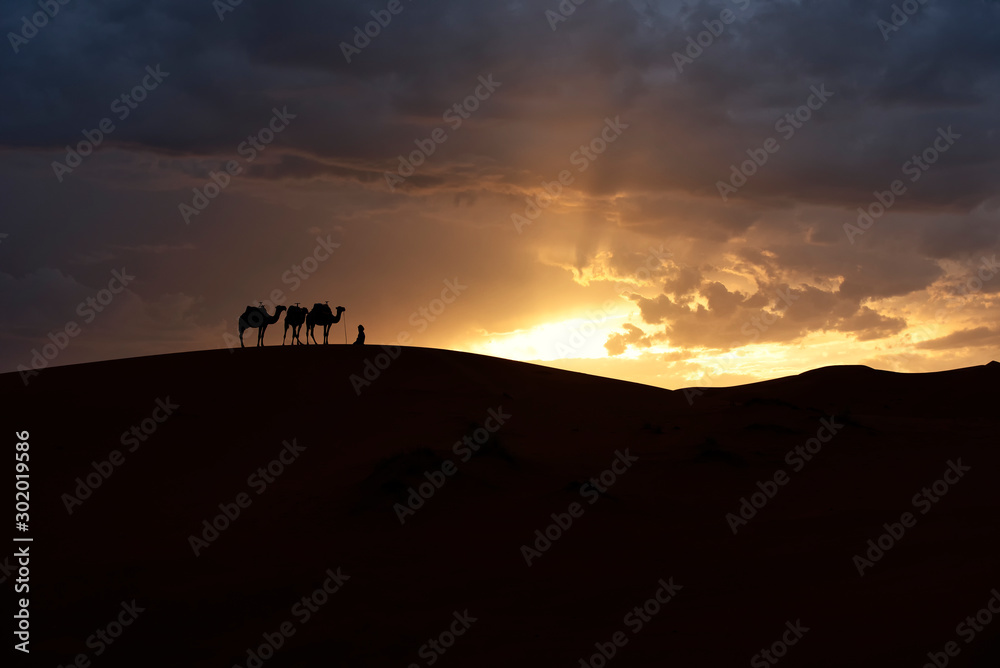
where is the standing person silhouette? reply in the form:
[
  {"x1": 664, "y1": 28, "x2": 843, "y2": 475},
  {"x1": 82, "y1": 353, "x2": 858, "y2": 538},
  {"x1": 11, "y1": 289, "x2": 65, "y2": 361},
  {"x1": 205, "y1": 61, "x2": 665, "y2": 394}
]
[{"x1": 353, "y1": 325, "x2": 365, "y2": 345}]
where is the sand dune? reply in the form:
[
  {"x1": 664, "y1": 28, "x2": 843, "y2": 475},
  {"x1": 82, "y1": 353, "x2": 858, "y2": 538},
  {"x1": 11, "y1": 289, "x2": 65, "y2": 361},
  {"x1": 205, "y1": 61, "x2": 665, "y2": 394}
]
[{"x1": 3, "y1": 348, "x2": 999, "y2": 667}]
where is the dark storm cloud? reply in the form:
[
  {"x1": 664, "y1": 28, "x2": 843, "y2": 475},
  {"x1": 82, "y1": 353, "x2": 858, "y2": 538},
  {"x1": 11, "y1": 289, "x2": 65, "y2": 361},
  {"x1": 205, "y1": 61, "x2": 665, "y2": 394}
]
[
  {"x1": 3, "y1": 0, "x2": 999, "y2": 209},
  {"x1": 2, "y1": 0, "x2": 1000, "y2": 376},
  {"x1": 244, "y1": 154, "x2": 383, "y2": 184}
]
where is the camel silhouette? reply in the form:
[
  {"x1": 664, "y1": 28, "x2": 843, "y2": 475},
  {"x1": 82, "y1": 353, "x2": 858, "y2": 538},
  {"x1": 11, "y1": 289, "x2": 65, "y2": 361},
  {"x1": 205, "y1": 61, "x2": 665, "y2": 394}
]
[
  {"x1": 306, "y1": 303, "x2": 346, "y2": 345},
  {"x1": 283, "y1": 304, "x2": 308, "y2": 345},
  {"x1": 353, "y1": 325, "x2": 365, "y2": 345},
  {"x1": 238, "y1": 304, "x2": 287, "y2": 348}
]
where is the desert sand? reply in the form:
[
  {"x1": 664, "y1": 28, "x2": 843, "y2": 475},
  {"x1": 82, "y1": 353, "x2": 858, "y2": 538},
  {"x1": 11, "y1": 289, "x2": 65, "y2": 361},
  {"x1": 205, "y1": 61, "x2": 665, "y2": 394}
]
[{"x1": 3, "y1": 348, "x2": 998, "y2": 667}]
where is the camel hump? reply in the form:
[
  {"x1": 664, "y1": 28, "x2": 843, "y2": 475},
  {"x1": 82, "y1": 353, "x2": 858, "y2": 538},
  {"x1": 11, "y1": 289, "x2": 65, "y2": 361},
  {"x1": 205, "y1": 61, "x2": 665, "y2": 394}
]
[{"x1": 312, "y1": 303, "x2": 332, "y2": 315}]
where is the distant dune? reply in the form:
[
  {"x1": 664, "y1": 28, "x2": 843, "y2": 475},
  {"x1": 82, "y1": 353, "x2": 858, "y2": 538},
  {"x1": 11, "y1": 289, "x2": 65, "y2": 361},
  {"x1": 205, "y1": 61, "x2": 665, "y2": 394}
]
[{"x1": 3, "y1": 348, "x2": 999, "y2": 667}]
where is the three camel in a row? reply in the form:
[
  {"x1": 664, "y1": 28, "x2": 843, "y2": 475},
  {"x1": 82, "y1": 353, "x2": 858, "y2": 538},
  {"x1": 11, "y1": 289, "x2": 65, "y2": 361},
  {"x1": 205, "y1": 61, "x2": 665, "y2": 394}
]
[{"x1": 238, "y1": 303, "x2": 346, "y2": 347}]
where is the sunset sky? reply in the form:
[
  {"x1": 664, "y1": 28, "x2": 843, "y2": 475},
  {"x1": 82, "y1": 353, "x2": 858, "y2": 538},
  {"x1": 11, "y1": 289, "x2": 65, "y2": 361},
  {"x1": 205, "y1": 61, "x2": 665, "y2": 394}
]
[{"x1": 2, "y1": 0, "x2": 999, "y2": 389}]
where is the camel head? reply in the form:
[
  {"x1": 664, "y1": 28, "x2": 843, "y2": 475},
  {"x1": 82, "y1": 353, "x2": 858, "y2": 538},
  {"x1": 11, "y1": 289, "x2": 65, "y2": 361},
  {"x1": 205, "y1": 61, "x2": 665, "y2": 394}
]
[
  {"x1": 336, "y1": 306, "x2": 346, "y2": 313},
  {"x1": 276, "y1": 305, "x2": 287, "y2": 313}
]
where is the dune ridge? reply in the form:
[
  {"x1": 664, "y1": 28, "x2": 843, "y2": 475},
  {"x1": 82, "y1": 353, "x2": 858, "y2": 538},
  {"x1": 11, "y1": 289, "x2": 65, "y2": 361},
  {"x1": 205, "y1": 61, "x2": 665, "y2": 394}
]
[{"x1": 3, "y1": 348, "x2": 998, "y2": 667}]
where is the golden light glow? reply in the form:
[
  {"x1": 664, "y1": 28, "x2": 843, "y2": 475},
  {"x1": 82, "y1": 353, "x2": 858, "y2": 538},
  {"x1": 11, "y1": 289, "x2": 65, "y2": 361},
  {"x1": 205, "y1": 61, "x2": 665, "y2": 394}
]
[{"x1": 467, "y1": 312, "x2": 634, "y2": 361}]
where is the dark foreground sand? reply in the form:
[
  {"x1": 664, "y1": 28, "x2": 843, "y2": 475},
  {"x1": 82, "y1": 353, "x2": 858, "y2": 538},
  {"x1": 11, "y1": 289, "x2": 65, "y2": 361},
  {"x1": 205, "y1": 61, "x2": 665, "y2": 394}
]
[{"x1": 3, "y1": 348, "x2": 999, "y2": 667}]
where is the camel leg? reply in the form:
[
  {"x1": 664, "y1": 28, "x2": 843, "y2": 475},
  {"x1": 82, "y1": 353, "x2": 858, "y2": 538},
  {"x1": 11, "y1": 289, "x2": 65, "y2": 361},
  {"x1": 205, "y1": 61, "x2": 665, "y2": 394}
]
[
  {"x1": 283, "y1": 323, "x2": 288, "y2": 345},
  {"x1": 239, "y1": 323, "x2": 246, "y2": 349},
  {"x1": 258, "y1": 325, "x2": 265, "y2": 347}
]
